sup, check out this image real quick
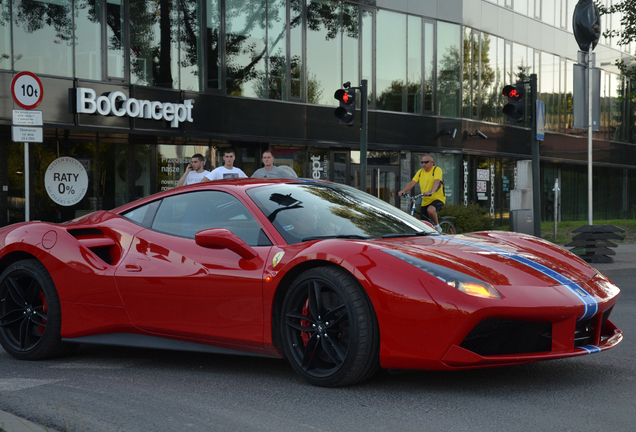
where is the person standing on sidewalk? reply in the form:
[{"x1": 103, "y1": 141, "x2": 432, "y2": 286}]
[
  {"x1": 202, "y1": 149, "x2": 247, "y2": 181},
  {"x1": 251, "y1": 150, "x2": 294, "y2": 178},
  {"x1": 176, "y1": 154, "x2": 210, "y2": 187},
  {"x1": 398, "y1": 153, "x2": 445, "y2": 233}
]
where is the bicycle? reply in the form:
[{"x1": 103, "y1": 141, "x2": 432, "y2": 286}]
[{"x1": 402, "y1": 193, "x2": 457, "y2": 235}]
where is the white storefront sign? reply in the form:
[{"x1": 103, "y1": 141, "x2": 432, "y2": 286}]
[
  {"x1": 44, "y1": 157, "x2": 89, "y2": 206},
  {"x1": 76, "y1": 88, "x2": 194, "y2": 128}
]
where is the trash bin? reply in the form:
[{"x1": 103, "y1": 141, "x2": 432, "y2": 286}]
[{"x1": 510, "y1": 209, "x2": 534, "y2": 235}]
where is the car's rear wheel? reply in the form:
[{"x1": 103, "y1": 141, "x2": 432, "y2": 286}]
[
  {"x1": 0, "y1": 259, "x2": 70, "y2": 360},
  {"x1": 280, "y1": 266, "x2": 380, "y2": 387}
]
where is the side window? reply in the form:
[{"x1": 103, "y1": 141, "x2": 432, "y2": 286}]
[
  {"x1": 151, "y1": 191, "x2": 272, "y2": 246},
  {"x1": 121, "y1": 200, "x2": 161, "y2": 227}
]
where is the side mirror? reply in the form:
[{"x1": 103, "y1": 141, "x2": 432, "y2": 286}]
[{"x1": 195, "y1": 228, "x2": 258, "y2": 260}]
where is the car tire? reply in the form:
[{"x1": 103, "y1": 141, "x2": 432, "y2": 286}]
[
  {"x1": 0, "y1": 259, "x2": 70, "y2": 360},
  {"x1": 280, "y1": 266, "x2": 380, "y2": 387}
]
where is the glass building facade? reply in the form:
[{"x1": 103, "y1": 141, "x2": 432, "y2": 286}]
[{"x1": 1, "y1": 0, "x2": 635, "y2": 227}]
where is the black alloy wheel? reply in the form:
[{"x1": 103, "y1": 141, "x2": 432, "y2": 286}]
[
  {"x1": 280, "y1": 266, "x2": 379, "y2": 387},
  {"x1": 0, "y1": 259, "x2": 69, "y2": 360}
]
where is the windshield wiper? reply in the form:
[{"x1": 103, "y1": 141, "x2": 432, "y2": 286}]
[
  {"x1": 381, "y1": 232, "x2": 432, "y2": 238},
  {"x1": 301, "y1": 234, "x2": 372, "y2": 242}
]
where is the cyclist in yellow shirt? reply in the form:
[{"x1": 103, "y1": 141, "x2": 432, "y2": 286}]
[{"x1": 398, "y1": 154, "x2": 445, "y2": 233}]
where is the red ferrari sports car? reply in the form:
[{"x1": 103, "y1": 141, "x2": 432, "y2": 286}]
[{"x1": 0, "y1": 179, "x2": 623, "y2": 387}]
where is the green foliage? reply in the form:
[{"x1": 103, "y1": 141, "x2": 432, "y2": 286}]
[{"x1": 439, "y1": 203, "x2": 494, "y2": 233}]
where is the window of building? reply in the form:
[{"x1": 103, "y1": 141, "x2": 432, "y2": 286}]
[
  {"x1": 361, "y1": 8, "x2": 374, "y2": 109},
  {"x1": 130, "y1": 0, "x2": 179, "y2": 88},
  {"x1": 106, "y1": 0, "x2": 126, "y2": 80},
  {"x1": 74, "y1": 0, "x2": 101, "y2": 80},
  {"x1": 480, "y1": 33, "x2": 501, "y2": 123},
  {"x1": 0, "y1": 0, "x2": 10, "y2": 72},
  {"x1": 178, "y1": 0, "x2": 202, "y2": 91},
  {"x1": 407, "y1": 15, "x2": 422, "y2": 114},
  {"x1": 424, "y1": 20, "x2": 435, "y2": 112},
  {"x1": 376, "y1": 9, "x2": 406, "y2": 112},
  {"x1": 290, "y1": 0, "x2": 303, "y2": 100},
  {"x1": 207, "y1": 0, "x2": 221, "y2": 90},
  {"x1": 12, "y1": 0, "x2": 73, "y2": 77},
  {"x1": 306, "y1": 0, "x2": 359, "y2": 106},
  {"x1": 437, "y1": 21, "x2": 461, "y2": 118}
]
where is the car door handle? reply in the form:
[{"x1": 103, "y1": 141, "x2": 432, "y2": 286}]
[{"x1": 125, "y1": 264, "x2": 142, "y2": 272}]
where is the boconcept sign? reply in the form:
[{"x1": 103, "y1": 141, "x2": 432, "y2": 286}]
[{"x1": 76, "y1": 88, "x2": 194, "y2": 128}]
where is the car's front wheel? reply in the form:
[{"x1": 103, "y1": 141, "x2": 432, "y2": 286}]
[
  {"x1": 280, "y1": 266, "x2": 380, "y2": 387},
  {"x1": 0, "y1": 259, "x2": 70, "y2": 360}
]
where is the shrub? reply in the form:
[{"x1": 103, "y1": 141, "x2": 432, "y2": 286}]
[{"x1": 439, "y1": 203, "x2": 494, "y2": 234}]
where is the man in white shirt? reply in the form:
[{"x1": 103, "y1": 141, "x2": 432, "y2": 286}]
[
  {"x1": 202, "y1": 149, "x2": 247, "y2": 181},
  {"x1": 176, "y1": 154, "x2": 210, "y2": 187},
  {"x1": 251, "y1": 150, "x2": 294, "y2": 178}
]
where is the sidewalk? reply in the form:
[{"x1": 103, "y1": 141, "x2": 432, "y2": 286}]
[{"x1": 0, "y1": 410, "x2": 50, "y2": 432}]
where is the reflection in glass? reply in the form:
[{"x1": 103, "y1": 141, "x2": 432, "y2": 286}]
[
  {"x1": 130, "y1": 0, "x2": 178, "y2": 87},
  {"x1": 342, "y1": 2, "x2": 359, "y2": 99},
  {"x1": 407, "y1": 16, "x2": 422, "y2": 114},
  {"x1": 266, "y1": 0, "x2": 287, "y2": 100},
  {"x1": 247, "y1": 183, "x2": 433, "y2": 245},
  {"x1": 75, "y1": 0, "x2": 101, "y2": 80},
  {"x1": 424, "y1": 21, "x2": 434, "y2": 112},
  {"x1": 462, "y1": 28, "x2": 480, "y2": 119},
  {"x1": 12, "y1": 0, "x2": 73, "y2": 76},
  {"x1": 106, "y1": 0, "x2": 125, "y2": 78},
  {"x1": 290, "y1": 0, "x2": 303, "y2": 99},
  {"x1": 306, "y1": 0, "x2": 340, "y2": 105},
  {"x1": 0, "y1": 0, "x2": 11, "y2": 71},
  {"x1": 207, "y1": 0, "x2": 220, "y2": 89},
  {"x1": 177, "y1": 0, "x2": 202, "y2": 91},
  {"x1": 437, "y1": 21, "x2": 461, "y2": 118},
  {"x1": 361, "y1": 9, "x2": 374, "y2": 108},
  {"x1": 376, "y1": 10, "x2": 406, "y2": 112},
  {"x1": 540, "y1": 52, "x2": 556, "y2": 131},
  {"x1": 480, "y1": 34, "x2": 499, "y2": 123},
  {"x1": 225, "y1": 0, "x2": 266, "y2": 97}
]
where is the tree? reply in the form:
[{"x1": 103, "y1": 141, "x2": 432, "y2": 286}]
[{"x1": 598, "y1": 1, "x2": 636, "y2": 141}]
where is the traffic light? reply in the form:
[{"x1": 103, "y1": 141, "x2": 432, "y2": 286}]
[
  {"x1": 502, "y1": 82, "x2": 525, "y2": 122},
  {"x1": 334, "y1": 88, "x2": 355, "y2": 126}
]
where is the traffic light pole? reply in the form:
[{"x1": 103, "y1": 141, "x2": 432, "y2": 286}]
[
  {"x1": 360, "y1": 80, "x2": 368, "y2": 194},
  {"x1": 530, "y1": 74, "x2": 541, "y2": 237}
]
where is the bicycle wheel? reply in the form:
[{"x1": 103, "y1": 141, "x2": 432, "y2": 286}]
[{"x1": 439, "y1": 220, "x2": 457, "y2": 235}]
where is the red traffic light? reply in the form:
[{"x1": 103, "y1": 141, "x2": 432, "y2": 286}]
[
  {"x1": 334, "y1": 89, "x2": 353, "y2": 105},
  {"x1": 502, "y1": 84, "x2": 523, "y2": 100}
]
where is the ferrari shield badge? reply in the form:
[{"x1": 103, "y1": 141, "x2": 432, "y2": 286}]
[{"x1": 272, "y1": 251, "x2": 285, "y2": 268}]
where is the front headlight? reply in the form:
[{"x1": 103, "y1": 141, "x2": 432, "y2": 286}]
[
  {"x1": 446, "y1": 280, "x2": 501, "y2": 299},
  {"x1": 383, "y1": 249, "x2": 502, "y2": 300}
]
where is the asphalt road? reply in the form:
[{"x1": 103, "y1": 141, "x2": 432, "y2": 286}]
[{"x1": 0, "y1": 266, "x2": 634, "y2": 432}]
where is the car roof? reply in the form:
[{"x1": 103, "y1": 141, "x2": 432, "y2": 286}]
[{"x1": 111, "y1": 178, "x2": 321, "y2": 214}]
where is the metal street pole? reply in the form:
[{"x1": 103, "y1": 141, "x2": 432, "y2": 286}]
[
  {"x1": 587, "y1": 46, "x2": 593, "y2": 225},
  {"x1": 24, "y1": 142, "x2": 29, "y2": 221},
  {"x1": 360, "y1": 79, "x2": 368, "y2": 194},
  {"x1": 530, "y1": 74, "x2": 541, "y2": 237}
]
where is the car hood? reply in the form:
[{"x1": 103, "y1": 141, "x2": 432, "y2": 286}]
[{"x1": 374, "y1": 231, "x2": 597, "y2": 287}]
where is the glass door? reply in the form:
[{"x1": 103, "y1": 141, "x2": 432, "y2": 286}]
[{"x1": 352, "y1": 165, "x2": 399, "y2": 207}]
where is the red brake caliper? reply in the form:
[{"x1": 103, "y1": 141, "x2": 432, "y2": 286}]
[
  {"x1": 38, "y1": 290, "x2": 47, "y2": 334},
  {"x1": 300, "y1": 298, "x2": 311, "y2": 346}
]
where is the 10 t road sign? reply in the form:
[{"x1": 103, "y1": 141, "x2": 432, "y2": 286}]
[{"x1": 11, "y1": 71, "x2": 43, "y2": 110}]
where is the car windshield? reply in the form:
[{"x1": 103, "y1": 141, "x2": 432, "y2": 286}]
[{"x1": 247, "y1": 182, "x2": 435, "y2": 244}]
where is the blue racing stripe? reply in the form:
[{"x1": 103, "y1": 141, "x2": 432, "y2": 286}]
[
  {"x1": 445, "y1": 237, "x2": 599, "y2": 321},
  {"x1": 579, "y1": 345, "x2": 602, "y2": 354}
]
